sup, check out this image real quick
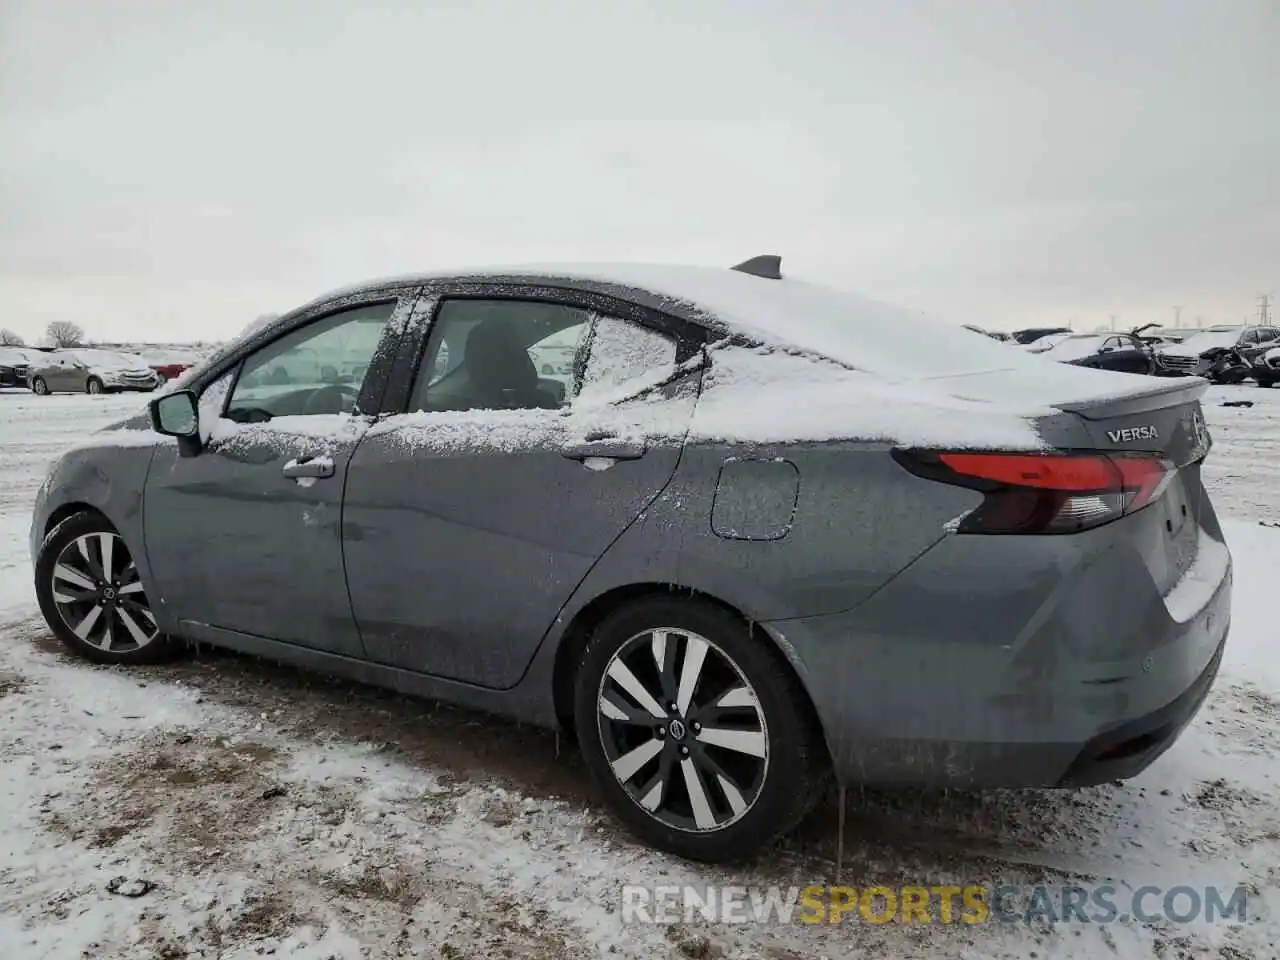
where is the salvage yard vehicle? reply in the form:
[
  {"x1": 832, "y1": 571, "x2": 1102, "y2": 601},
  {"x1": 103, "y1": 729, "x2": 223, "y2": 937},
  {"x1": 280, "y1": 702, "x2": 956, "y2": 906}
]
[
  {"x1": 1029, "y1": 332, "x2": 1155, "y2": 375},
  {"x1": 1251, "y1": 346, "x2": 1280, "y2": 388},
  {"x1": 28, "y1": 349, "x2": 162, "y2": 395},
  {"x1": 1155, "y1": 326, "x2": 1280, "y2": 381},
  {"x1": 1010, "y1": 326, "x2": 1072, "y2": 345},
  {"x1": 30, "y1": 257, "x2": 1232, "y2": 863}
]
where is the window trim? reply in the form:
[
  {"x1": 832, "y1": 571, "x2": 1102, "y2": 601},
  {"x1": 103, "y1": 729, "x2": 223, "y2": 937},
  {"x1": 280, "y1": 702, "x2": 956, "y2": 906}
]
[{"x1": 382, "y1": 281, "x2": 708, "y2": 416}]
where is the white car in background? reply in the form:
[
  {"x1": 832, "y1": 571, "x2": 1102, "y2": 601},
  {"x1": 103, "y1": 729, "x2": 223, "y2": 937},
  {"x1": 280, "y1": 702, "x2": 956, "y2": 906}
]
[
  {"x1": 28, "y1": 349, "x2": 162, "y2": 395},
  {"x1": 527, "y1": 325, "x2": 584, "y2": 389}
]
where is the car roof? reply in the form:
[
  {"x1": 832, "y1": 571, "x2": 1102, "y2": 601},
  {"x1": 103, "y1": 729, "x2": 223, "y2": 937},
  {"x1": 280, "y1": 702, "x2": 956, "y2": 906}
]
[{"x1": 294, "y1": 261, "x2": 1028, "y2": 380}]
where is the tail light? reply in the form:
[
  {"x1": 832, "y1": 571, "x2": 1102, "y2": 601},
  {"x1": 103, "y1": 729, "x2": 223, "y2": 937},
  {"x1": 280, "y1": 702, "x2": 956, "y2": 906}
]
[{"x1": 892, "y1": 450, "x2": 1177, "y2": 534}]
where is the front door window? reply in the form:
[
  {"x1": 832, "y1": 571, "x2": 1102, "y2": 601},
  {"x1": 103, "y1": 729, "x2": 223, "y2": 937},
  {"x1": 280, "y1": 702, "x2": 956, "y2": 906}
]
[{"x1": 226, "y1": 301, "x2": 395, "y2": 422}]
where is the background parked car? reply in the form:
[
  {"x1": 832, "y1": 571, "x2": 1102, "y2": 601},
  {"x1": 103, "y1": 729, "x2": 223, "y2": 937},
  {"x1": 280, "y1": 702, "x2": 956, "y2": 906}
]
[
  {"x1": 960, "y1": 324, "x2": 1012, "y2": 342},
  {"x1": 1250, "y1": 346, "x2": 1280, "y2": 388},
  {"x1": 1020, "y1": 331, "x2": 1072, "y2": 353},
  {"x1": 1028, "y1": 333, "x2": 1155, "y2": 375},
  {"x1": 1010, "y1": 326, "x2": 1072, "y2": 345},
  {"x1": 1155, "y1": 326, "x2": 1280, "y2": 381},
  {"x1": 140, "y1": 348, "x2": 200, "y2": 383},
  {"x1": 28, "y1": 349, "x2": 162, "y2": 395},
  {"x1": 527, "y1": 324, "x2": 585, "y2": 390},
  {"x1": 0, "y1": 346, "x2": 33, "y2": 388}
]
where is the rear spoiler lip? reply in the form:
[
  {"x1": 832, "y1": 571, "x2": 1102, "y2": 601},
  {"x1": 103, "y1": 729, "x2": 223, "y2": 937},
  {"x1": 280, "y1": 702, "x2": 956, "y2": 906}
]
[{"x1": 1051, "y1": 376, "x2": 1209, "y2": 420}]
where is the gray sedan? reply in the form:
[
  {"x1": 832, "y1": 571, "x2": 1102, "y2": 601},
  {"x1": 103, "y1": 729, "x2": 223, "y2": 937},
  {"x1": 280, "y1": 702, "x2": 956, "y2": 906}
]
[
  {"x1": 29, "y1": 258, "x2": 1232, "y2": 862},
  {"x1": 28, "y1": 349, "x2": 161, "y2": 394}
]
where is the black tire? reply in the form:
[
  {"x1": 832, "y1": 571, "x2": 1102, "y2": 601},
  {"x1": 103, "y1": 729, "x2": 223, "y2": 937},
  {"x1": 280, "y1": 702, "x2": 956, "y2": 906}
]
[
  {"x1": 574, "y1": 597, "x2": 827, "y2": 863},
  {"x1": 1257, "y1": 377, "x2": 1275, "y2": 389},
  {"x1": 35, "y1": 512, "x2": 177, "y2": 665},
  {"x1": 86, "y1": 376, "x2": 104, "y2": 395},
  {"x1": 31, "y1": 376, "x2": 49, "y2": 395}
]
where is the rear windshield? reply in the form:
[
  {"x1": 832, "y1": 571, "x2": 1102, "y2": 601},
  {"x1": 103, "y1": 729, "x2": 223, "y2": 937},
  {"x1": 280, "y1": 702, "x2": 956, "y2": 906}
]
[{"x1": 1040, "y1": 336, "x2": 1110, "y2": 361}]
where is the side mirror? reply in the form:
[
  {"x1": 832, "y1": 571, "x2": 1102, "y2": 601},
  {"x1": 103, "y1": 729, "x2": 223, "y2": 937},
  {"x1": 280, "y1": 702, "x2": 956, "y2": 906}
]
[{"x1": 149, "y1": 390, "x2": 203, "y2": 456}]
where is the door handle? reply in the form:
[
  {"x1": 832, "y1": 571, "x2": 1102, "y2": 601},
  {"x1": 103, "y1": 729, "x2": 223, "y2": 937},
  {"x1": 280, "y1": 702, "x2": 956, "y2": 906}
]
[
  {"x1": 561, "y1": 436, "x2": 648, "y2": 462},
  {"x1": 282, "y1": 455, "x2": 335, "y2": 479}
]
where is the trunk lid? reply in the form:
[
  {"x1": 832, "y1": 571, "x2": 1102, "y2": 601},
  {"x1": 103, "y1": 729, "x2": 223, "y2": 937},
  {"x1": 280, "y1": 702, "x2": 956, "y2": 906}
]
[{"x1": 1055, "y1": 380, "x2": 1213, "y2": 594}]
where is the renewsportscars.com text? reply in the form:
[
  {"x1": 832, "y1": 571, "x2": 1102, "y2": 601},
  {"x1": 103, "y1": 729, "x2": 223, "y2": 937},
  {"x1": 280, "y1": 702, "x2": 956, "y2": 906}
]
[{"x1": 621, "y1": 884, "x2": 1249, "y2": 926}]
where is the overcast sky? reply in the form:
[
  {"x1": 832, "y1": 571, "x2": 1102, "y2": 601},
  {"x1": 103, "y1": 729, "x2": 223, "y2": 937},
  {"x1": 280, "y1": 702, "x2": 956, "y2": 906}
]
[{"x1": 2, "y1": 0, "x2": 1276, "y2": 343}]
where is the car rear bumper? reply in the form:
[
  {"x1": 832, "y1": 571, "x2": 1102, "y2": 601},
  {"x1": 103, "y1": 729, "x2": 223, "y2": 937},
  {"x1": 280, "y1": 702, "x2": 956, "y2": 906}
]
[{"x1": 763, "y1": 510, "x2": 1232, "y2": 789}]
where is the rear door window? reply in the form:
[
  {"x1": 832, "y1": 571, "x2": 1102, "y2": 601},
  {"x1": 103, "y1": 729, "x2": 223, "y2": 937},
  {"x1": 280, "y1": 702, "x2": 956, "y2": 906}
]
[
  {"x1": 410, "y1": 299, "x2": 590, "y2": 412},
  {"x1": 409, "y1": 299, "x2": 679, "y2": 413},
  {"x1": 577, "y1": 316, "x2": 678, "y2": 403}
]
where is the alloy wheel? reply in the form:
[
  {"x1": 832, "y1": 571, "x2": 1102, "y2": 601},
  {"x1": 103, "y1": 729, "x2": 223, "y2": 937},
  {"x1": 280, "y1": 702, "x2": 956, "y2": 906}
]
[
  {"x1": 50, "y1": 532, "x2": 158, "y2": 653},
  {"x1": 596, "y1": 628, "x2": 769, "y2": 833},
  {"x1": 33, "y1": 378, "x2": 48, "y2": 395},
  {"x1": 87, "y1": 379, "x2": 103, "y2": 395}
]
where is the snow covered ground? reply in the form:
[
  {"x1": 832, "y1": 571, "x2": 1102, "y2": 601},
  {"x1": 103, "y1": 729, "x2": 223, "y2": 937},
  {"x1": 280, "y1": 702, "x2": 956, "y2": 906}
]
[{"x1": 1, "y1": 384, "x2": 1278, "y2": 959}]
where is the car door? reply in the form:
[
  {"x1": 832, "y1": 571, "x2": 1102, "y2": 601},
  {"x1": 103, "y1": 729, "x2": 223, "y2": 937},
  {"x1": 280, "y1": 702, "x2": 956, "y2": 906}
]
[
  {"x1": 342, "y1": 288, "x2": 704, "y2": 688},
  {"x1": 47, "y1": 353, "x2": 77, "y2": 391},
  {"x1": 142, "y1": 293, "x2": 415, "y2": 656},
  {"x1": 1238, "y1": 328, "x2": 1267, "y2": 362},
  {"x1": 1108, "y1": 336, "x2": 1151, "y2": 374}
]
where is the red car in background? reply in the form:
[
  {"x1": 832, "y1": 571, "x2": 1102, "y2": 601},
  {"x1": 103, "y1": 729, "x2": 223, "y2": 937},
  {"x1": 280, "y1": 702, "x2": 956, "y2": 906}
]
[
  {"x1": 140, "y1": 350, "x2": 200, "y2": 383},
  {"x1": 148, "y1": 360, "x2": 191, "y2": 382}
]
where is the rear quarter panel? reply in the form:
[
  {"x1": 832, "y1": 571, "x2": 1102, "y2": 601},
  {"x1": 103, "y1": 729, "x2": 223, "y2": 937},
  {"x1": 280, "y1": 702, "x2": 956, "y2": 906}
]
[{"x1": 561, "y1": 439, "x2": 983, "y2": 624}]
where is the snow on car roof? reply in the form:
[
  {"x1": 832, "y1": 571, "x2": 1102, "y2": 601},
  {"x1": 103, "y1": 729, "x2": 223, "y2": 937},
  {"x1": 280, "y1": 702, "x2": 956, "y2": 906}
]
[
  {"x1": 270, "y1": 262, "x2": 1199, "y2": 449},
  {"x1": 311, "y1": 262, "x2": 1054, "y2": 380},
  {"x1": 1035, "y1": 334, "x2": 1113, "y2": 362}
]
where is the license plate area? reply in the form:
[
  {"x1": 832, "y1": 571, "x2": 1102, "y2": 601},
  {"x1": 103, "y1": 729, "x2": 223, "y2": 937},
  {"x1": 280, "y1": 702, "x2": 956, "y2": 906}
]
[{"x1": 1160, "y1": 470, "x2": 1200, "y2": 582}]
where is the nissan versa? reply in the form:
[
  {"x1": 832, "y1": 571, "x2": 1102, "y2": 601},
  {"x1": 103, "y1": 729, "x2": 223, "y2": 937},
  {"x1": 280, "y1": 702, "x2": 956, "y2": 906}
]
[{"x1": 30, "y1": 258, "x2": 1232, "y2": 863}]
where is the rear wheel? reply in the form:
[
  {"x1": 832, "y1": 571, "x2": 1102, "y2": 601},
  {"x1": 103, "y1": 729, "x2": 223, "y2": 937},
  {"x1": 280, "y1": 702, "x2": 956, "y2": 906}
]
[
  {"x1": 35, "y1": 512, "x2": 176, "y2": 664},
  {"x1": 31, "y1": 376, "x2": 49, "y2": 395},
  {"x1": 574, "y1": 597, "x2": 827, "y2": 862},
  {"x1": 86, "y1": 377, "x2": 104, "y2": 395},
  {"x1": 1257, "y1": 376, "x2": 1275, "y2": 388}
]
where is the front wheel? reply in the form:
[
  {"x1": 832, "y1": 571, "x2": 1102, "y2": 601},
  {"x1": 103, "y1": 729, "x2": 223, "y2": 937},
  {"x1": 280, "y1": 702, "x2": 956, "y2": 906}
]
[
  {"x1": 35, "y1": 512, "x2": 176, "y2": 664},
  {"x1": 31, "y1": 376, "x2": 49, "y2": 395},
  {"x1": 1257, "y1": 377, "x2": 1275, "y2": 389},
  {"x1": 574, "y1": 597, "x2": 827, "y2": 863}
]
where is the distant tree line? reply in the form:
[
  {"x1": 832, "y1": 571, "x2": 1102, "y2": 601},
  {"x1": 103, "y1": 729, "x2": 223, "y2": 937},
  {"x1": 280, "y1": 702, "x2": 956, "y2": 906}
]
[{"x1": 46, "y1": 321, "x2": 86, "y2": 347}]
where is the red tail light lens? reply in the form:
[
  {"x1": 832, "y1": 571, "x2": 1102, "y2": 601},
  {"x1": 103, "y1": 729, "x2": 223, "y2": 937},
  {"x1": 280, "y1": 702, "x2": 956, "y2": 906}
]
[{"x1": 893, "y1": 450, "x2": 1177, "y2": 534}]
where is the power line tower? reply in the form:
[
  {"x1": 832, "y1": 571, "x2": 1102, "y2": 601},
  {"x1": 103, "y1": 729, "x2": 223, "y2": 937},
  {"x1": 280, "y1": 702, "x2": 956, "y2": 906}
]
[{"x1": 1259, "y1": 294, "x2": 1273, "y2": 327}]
